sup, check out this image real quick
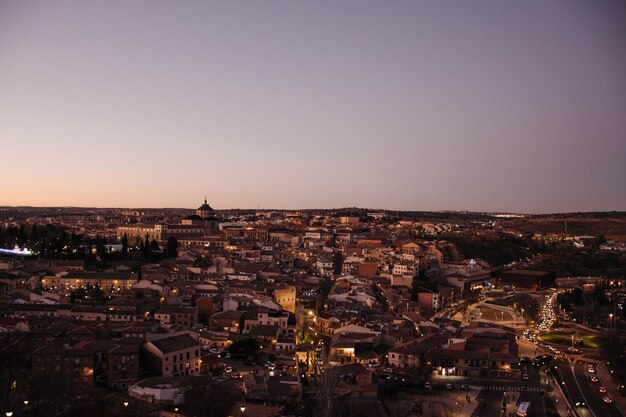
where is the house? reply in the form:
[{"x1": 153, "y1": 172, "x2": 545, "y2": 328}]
[
  {"x1": 249, "y1": 325, "x2": 280, "y2": 351},
  {"x1": 154, "y1": 306, "x2": 198, "y2": 328},
  {"x1": 276, "y1": 334, "x2": 296, "y2": 353},
  {"x1": 128, "y1": 376, "x2": 190, "y2": 405},
  {"x1": 143, "y1": 334, "x2": 202, "y2": 377},
  {"x1": 208, "y1": 310, "x2": 243, "y2": 333},
  {"x1": 332, "y1": 363, "x2": 378, "y2": 399},
  {"x1": 198, "y1": 330, "x2": 233, "y2": 350}
]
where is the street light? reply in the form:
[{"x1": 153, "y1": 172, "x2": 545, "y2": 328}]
[
  {"x1": 6, "y1": 413, "x2": 13, "y2": 417},
  {"x1": 23, "y1": 401, "x2": 28, "y2": 407}
]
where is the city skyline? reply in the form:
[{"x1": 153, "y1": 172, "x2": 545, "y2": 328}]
[{"x1": 2, "y1": 1, "x2": 626, "y2": 212}]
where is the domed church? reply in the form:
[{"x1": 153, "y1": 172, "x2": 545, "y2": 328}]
[
  {"x1": 196, "y1": 196, "x2": 214, "y2": 219},
  {"x1": 116, "y1": 196, "x2": 221, "y2": 244},
  {"x1": 181, "y1": 196, "x2": 220, "y2": 233}
]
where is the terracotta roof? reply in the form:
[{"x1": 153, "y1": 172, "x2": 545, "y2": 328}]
[{"x1": 148, "y1": 334, "x2": 200, "y2": 353}]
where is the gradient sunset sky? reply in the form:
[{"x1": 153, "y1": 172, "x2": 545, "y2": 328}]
[{"x1": 1, "y1": 1, "x2": 625, "y2": 213}]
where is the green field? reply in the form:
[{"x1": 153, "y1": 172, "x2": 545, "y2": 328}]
[{"x1": 539, "y1": 331, "x2": 601, "y2": 349}]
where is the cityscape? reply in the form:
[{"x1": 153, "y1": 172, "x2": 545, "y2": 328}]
[
  {"x1": 1, "y1": 203, "x2": 625, "y2": 417},
  {"x1": 1, "y1": 2, "x2": 626, "y2": 417}
]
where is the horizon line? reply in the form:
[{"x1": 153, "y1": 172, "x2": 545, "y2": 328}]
[{"x1": 1, "y1": 205, "x2": 625, "y2": 217}]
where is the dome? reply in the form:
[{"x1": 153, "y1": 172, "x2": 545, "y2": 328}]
[{"x1": 197, "y1": 196, "x2": 214, "y2": 212}]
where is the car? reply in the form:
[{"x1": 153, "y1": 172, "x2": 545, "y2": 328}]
[
  {"x1": 230, "y1": 373, "x2": 242, "y2": 379},
  {"x1": 590, "y1": 376, "x2": 599, "y2": 383},
  {"x1": 602, "y1": 396, "x2": 613, "y2": 404},
  {"x1": 587, "y1": 366, "x2": 595, "y2": 373},
  {"x1": 224, "y1": 366, "x2": 233, "y2": 373},
  {"x1": 251, "y1": 369, "x2": 259, "y2": 374},
  {"x1": 598, "y1": 386, "x2": 607, "y2": 393},
  {"x1": 575, "y1": 398, "x2": 586, "y2": 407},
  {"x1": 522, "y1": 373, "x2": 529, "y2": 381}
]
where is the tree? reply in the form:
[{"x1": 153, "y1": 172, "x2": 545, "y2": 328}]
[
  {"x1": 228, "y1": 338, "x2": 260, "y2": 359},
  {"x1": 592, "y1": 285, "x2": 609, "y2": 306},
  {"x1": 70, "y1": 287, "x2": 87, "y2": 303},
  {"x1": 121, "y1": 233, "x2": 129, "y2": 256},
  {"x1": 313, "y1": 352, "x2": 350, "y2": 417},
  {"x1": 332, "y1": 251, "x2": 345, "y2": 275},
  {"x1": 150, "y1": 239, "x2": 160, "y2": 251},
  {"x1": 16, "y1": 225, "x2": 28, "y2": 246},
  {"x1": 166, "y1": 236, "x2": 179, "y2": 258}
]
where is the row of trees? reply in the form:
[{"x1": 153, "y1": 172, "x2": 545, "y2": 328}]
[
  {"x1": 120, "y1": 233, "x2": 178, "y2": 259},
  {"x1": 0, "y1": 223, "x2": 180, "y2": 263}
]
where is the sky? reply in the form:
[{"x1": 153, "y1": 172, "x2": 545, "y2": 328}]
[{"x1": 1, "y1": 1, "x2": 625, "y2": 213}]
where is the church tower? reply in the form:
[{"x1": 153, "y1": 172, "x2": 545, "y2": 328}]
[{"x1": 196, "y1": 195, "x2": 214, "y2": 220}]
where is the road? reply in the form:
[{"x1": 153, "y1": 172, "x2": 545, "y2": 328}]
[
  {"x1": 572, "y1": 359, "x2": 623, "y2": 417},
  {"x1": 556, "y1": 357, "x2": 594, "y2": 417},
  {"x1": 554, "y1": 356, "x2": 623, "y2": 417}
]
